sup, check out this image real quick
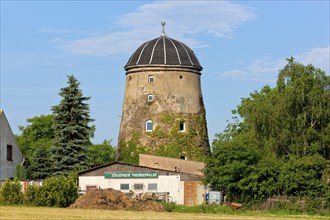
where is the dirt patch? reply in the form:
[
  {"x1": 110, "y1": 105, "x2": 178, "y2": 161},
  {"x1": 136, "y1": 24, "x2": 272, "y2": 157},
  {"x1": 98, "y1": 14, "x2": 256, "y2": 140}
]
[{"x1": 70, "y1": 188, "x2": 164, "y2": 212}]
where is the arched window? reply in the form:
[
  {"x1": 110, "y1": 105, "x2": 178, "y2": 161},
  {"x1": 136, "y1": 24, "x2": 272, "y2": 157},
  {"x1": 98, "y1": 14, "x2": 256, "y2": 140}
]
[
  {"x1": 147, "y1": 94, "x2": 154, "y2": 102},
  {"x1": 148, "y1": 75, "x2": 155, "y2": 83},
  {"x1": 146, "y1": 120, "x2": 153, "y2": 132},
  {"x1": 179, "y1": 121, "x2": 185, "y2": 132}
]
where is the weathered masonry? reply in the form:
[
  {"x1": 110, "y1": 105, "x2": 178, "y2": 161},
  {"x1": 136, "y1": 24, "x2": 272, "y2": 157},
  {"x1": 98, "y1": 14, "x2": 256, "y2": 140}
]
[{"x1": 118, "y1": 23, "x2": 210, "y2": 163}]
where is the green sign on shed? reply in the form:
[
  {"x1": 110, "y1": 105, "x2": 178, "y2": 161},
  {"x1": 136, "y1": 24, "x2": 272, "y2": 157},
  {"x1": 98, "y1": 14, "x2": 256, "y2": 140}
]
[{"x1": 104, "y1": 172, "x2": 158, "y2": 179}]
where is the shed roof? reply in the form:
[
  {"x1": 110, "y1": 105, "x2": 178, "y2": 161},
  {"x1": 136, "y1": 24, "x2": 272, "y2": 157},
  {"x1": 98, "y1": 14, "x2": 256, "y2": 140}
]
[{"x1": 78, "y1": 161, "x2": 203, "y2": 180}]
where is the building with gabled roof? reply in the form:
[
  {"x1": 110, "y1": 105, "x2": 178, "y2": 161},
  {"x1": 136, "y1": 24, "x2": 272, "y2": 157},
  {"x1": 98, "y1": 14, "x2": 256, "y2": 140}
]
[
  {"x1": 78, "y1": 160, "x2": 207, "y2": 205},
  {"x1": 0, "y1": 109, "x2": 23, "y2": 180}
]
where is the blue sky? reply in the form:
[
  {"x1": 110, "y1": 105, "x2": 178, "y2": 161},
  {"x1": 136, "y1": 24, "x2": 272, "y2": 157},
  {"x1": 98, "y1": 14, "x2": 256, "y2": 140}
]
[{"x1": 1, "y1": 1, "x2": 329, "y2": 146}]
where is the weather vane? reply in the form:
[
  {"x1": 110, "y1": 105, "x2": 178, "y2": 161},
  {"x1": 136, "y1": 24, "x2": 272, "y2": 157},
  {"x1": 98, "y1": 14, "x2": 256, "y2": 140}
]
[{"x1": 161, "y1": 21, "x2": 166, "y2": 36}]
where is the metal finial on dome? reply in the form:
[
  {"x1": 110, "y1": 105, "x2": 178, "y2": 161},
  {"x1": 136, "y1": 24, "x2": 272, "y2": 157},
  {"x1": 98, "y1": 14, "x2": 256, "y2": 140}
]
[{"x1": 161, "y1": 21, "x2": 166, "y2": 36}]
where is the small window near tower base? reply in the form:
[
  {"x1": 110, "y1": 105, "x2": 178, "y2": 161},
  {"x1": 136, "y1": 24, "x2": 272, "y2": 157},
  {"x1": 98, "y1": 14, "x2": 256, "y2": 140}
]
[
  {"x1": 148, "y1": 75, "x2": 154, "y2": 83},
  {"x1": 147, "y1": 94, "x2": 154, "y2": 102},
  {"x1": 146, "y1": 120, "x2": 153, "y2": 132},
  {"x1": 179, "y1": 122, "x2": 185, "y2": 132}
]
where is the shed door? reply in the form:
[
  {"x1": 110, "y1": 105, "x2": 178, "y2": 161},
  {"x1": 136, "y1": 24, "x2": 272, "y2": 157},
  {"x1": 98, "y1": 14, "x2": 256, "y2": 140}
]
[{"x1": 184, "y1": 181, "x2": 197, "y2": 206}]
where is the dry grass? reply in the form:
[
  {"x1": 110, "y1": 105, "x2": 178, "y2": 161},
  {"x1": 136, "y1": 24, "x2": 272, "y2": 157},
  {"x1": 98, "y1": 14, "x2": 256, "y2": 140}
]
[{"x1": 0, "y1": 206, "x2": 327, "y2": 220}]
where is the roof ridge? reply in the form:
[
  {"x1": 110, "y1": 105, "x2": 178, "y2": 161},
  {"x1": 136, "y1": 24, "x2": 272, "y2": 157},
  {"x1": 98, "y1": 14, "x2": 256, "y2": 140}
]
[
  {"x1": 136, "y1": 41, "x2": 150, "y2": 65},
  {"x1": 167, "y1": 36, "x2": 182, "y2": 65},
  {"x1": 149, "y1": 37, "x2": 162, "y2": 64}
]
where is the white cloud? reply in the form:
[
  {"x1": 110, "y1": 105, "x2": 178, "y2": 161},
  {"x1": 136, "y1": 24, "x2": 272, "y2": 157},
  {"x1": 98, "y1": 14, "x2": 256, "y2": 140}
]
[
  {"x1": 221, "y1": 46, "x2": 330, "y2": 82},
  {"x1": 295, "y1": 46, "x2": 330, "y2": 72},
  {"x1": 55, "y1": 1, "x2": 255, "y2": 56}
]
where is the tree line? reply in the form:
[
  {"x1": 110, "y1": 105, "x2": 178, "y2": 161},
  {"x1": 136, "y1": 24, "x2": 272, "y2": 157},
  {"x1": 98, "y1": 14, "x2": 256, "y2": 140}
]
[{"x1": 205, "y1": 58, "x2": 329, "y2": 209}]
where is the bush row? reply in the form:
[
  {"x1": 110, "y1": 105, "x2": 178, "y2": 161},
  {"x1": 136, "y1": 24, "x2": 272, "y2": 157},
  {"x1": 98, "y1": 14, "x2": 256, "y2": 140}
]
[{"x1": 0, "y1": 175, "x2": 78, "y2": 207}]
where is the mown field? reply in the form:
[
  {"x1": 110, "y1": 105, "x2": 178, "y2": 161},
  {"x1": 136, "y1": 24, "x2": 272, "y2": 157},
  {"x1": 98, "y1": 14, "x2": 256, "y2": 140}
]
[{"x1": 0, "y1": 206, "x2": 328, "y2": 220}]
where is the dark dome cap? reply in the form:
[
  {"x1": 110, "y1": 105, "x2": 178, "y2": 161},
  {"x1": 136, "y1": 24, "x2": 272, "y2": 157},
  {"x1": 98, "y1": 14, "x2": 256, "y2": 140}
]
[{"x1": 124, "y1": 34, "x2": 202, "y2": 71}]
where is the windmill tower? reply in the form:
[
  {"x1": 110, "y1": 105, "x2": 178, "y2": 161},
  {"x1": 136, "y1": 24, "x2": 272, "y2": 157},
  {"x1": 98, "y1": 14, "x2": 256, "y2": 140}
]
[{"x1": 118, "y1": 22, "x2": 210, "y2": 163}]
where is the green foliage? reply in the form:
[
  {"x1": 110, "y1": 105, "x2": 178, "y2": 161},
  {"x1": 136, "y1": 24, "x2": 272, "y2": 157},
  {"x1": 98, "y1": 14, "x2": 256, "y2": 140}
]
[
  {"x1": 24, "y1": 184, "x2": 40, "y2": 205},
  {"x1": 206, "y1": 59, "x2": 330, "y2": 207},
  {"x1": 206, "y1": 132, "x2": 262, "y2": 203},
  {"x1": 87, "y1": 139, "x2": 116, "y2": 165},
  {"x1": 35, "y1": 175, "x2": 78, "y2": 207},
  {"x1": 119, "y1": 132, "x2": 150, "y2": 164},
  {"x1": 0, "y1": 178, "x2": 23, "y2": 205},
  {"x1": 119, "y1": 109, "x2": 210, "y2": 163},
  {"x1": 15, "y1": 114, "x2": 54, "y2": 178},
  {"x1": 15, "y1": 164, "x2": 27, "y2": 180},
  {"x1": 51, "y1": 75, "x2": 94, "y2": 175},
  {"x1": 15, "y1": 114, "x2": 55, "y2": 158},
  {"x1": 278, "y1": 155, "x2": 328, "y2": 197},
  {"x1": 29, "y1": 145, "x2": 52, "y2": 180},
  {"x1": 151, "y1": 112, "x2": 209, "y2": 161}
]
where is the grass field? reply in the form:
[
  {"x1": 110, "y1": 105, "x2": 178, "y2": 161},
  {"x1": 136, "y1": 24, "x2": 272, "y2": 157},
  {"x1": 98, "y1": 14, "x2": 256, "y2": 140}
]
[{"x1": 0, "y1": 206, "x2": 328, "y2": 220}]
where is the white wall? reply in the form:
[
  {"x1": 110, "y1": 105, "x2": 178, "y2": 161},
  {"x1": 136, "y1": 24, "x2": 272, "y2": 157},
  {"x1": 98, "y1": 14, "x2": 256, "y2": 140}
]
[{"x1": 79, "y1": 174, "x2": 185, "y2": 204}]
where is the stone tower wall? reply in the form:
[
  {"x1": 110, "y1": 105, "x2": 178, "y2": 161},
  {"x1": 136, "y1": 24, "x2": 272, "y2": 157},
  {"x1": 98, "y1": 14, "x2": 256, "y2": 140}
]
[{"x1": 118, "y1": 67, "x2": 210, "y2": 163}]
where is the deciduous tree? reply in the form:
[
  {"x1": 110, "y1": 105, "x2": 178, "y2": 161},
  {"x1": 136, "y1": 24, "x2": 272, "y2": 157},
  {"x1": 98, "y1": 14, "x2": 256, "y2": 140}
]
[
  {"x1": 206, "y1": 58, "x2": 330, "y2": 206},
  {"x1": 87, "y1": 139, "x2": 116, "y2": 166}
]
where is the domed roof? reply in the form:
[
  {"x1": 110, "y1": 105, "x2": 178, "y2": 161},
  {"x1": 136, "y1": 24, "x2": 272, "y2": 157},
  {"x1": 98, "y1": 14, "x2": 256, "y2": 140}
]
[{"x1": 124, "y1": 23, "x2": 202, "y2": 71}]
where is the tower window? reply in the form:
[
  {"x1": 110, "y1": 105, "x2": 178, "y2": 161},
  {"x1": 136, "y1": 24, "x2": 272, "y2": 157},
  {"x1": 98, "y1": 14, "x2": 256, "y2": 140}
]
[
  {"x1": 7, "y1": 145, "x2": 13, "y2": 161},
  {"x1": 147, "y1": 94, "x2": 154, "y2": 102},
  {"x1": 179, "y1": 122, "x2": 185, "y2": 132},
  {"x1": 148, "y1": 75, "x2": 154, "y2": 83},
  {"x1": 146, "y1": 120, "x2": 153, "y2": 132},
  {"x1": 179, "y1": 75, "x2": 183, "y2": 79}
]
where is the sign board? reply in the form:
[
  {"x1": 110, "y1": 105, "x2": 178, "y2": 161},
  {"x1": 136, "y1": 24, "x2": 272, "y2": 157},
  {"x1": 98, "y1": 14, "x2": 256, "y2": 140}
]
[{"x1": 104, "y1": 172, "x2": 158, "y2": 179}]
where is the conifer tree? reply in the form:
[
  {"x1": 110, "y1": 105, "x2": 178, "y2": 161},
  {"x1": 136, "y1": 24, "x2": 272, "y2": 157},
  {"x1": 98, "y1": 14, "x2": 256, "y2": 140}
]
[
  {"x1": 29, "y1": 145, "x2": 51, "y2": 179},
  {"x1": 51, "y1": 75, "x2": 94, "y2": 175}
]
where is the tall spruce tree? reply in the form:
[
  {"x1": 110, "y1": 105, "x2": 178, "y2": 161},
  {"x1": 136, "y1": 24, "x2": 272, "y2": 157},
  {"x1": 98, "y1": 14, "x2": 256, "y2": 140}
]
[{"x1": 51, "y1": 75, "x2": 94, "y2": 175}]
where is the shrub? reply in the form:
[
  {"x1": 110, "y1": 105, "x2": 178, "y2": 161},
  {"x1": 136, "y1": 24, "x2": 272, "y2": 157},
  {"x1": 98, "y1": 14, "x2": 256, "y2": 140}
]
[
  {"x1": 162, "y1": 202, "x2": 176, "y2": 212},
  {"x1": 24, "y1": 184, "x2": 40, "y2": 205},
  {"x1": 35, "y1": 175, "x2": 78, "y2": 207},
  {"x1": 15, "y1": 164, "x2": 27, "y2": 180},
  {"x1": 0, "y1": 178, "x2": 23, "y2": 205}
]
